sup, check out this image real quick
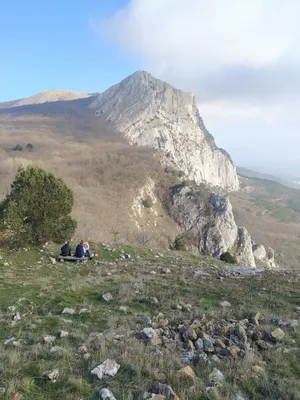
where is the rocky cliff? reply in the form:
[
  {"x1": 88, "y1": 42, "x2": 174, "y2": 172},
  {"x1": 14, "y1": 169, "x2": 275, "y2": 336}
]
[
  {"x1": 168, "y1": 184, "x2": 276, "y2": 268},
  {"x1": 88, "y1": 71, "x2": 239, "y2": 192}
]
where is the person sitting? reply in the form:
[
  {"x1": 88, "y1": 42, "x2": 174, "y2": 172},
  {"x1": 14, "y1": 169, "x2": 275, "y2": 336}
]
[
  {"x1": 83, "y1": 241, "x2": 92, "y2": 258},
  {"x1": 60, "y1": 241, "x2": 71, "y2": 257},
  {"x1": 75, "y1": 240, "x2": 85, "y2": 258}
]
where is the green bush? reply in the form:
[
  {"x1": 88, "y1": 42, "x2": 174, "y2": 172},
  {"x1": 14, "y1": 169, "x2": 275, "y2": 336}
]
[
  {"x1": 220, "y1": 251, "x2": 237, "y2": 264},
  {"x1": 170, "y1": 234, "x2": 187, "y2": 251},
  {"x1": 0, "y1": 166, "x2": 77, "y2": 245},
  {"x1": 142, "y1": 196, "x2": 153, "y2": 208},
  {"x1": 26, "y1": 143, "x2": 33, "y2": 151},
  {"x1": 12, "y1": 144, "x2": 23, "y2": 151}
]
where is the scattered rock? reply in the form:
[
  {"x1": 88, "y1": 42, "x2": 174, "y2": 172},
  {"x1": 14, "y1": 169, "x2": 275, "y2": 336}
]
[
  {"x1": 83, "y1": 353, "x2": 91, "y2": 360},
  {"x1": 0, "y1": 386, "x2": 6, "y2": 393},
  {"x1": 49, "y1": 257, "x2": 57, "y2": 264},
  {"x1": 235, "y1": 325, "x2": 247, "y2": 343},
  {"x1": 47, "y1": 369, "x2": 59, "y2": 383},
  {"x1": 99, "y1": 388, "x2": 117, "y2": 400},
  {"x1": 271, "y1": 328, "x2": 285, "y2": 341},
  {"x1": 43, "y1": 335, "x2": 56, "y2": 344},
  {"x1": 143, "y1": 394, "x2": 166, "y2": 400},
  {"x1": 209, "y1": 368, "x2": 224, "y2": 387},
  {"x1": 142, "y1": 328, "x2": 158, "y2": 339},
  {"x1": 151, "y1": 383, "x2": 179, "y2": 399},
  {"x1": 233, "y1": 395, "x2": 245, "y2": 400},
  {"x1": 77, "y1": 345, "x2": 88, "y2": 354},
  {"x1": 219, "y1": 301, "x2": 231, "y2": 308},
  {"x1": 143, "y1": 316, "x2": 152, "y2": 325},
  {"x1": 91, "y1": 359, "x2": 120, "y2": 380},
  {"x1": 150, "y1": 297, "x2": 159, "y2": 304},
  {"x1": 102, "y1": 292, "x2": 113, "y2": 302},
  {"x1": 49, "y1": 346, "x2": 63, "y2": 353},
  {"x1": 4, "y1": 337, "x2": 21, "y2": 346},
  {"x1": 61, "y1": 308, "x2": 75, "y2": 315},
  {"x1": 119, "y1": 306, "x2": 127, "y2": 312},
  {"x1": 78, "y1": 308, "x2": 91, "y2": 314},
  {"x1": 177, "y1": 366, "x2": 196, "y2": 380},
  {"x1": 251, "y1": 312, "x2": 261, "y2": 325}
]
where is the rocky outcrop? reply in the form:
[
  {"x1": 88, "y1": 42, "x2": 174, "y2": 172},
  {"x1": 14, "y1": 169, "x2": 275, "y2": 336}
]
[
  {"x1": 168, "y1": 185, "x2": 272, "y2": 268},
  {"x1": 252, "y1": 244, "x2": 278, "y2": 269},
  {"x1": 88, "y1": 71, "x2": 239, "y2": 192}
]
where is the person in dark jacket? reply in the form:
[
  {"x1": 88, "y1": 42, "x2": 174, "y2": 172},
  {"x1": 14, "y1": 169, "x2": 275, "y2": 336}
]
[
  {"x1": 75, "y1": 240, "x2": 85, "y2": 258},
  {"x1": 60, "y1": 241, "x2": 71, "y2": 257}
]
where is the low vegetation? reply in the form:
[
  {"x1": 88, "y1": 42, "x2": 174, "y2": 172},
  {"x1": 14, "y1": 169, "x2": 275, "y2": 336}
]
[
  {"x1": 0, "y1": 244, "x2": 299, "y2": 399},
  {"x1": 0, "y1": 166, "x2": 76, "y2": 246}
]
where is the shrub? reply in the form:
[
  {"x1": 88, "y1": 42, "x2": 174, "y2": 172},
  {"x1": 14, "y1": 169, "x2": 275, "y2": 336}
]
[
  {"x1": 0, "y1": 166, "x2": 77, "y2": 245},
  {"x1": 26, "y1": 143, "x2": 33, "y2": 151},
  {"x1": 142, "y1": 196, "x2": 153, "y2": 208},
  {"x1": 220, "y1": 251, "x2": 237, "y2": 264},
  {"x1": 12, "y1": 144, "x2": 23, "y2": 151},
  {"x1": 170, "y1": 234, "x2": 187, "y2": 251}
]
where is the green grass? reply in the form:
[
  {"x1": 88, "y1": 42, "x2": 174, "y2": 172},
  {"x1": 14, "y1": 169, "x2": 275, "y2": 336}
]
[{"x1": 0, "y1": 243, "x2": 299, "y2": 399}]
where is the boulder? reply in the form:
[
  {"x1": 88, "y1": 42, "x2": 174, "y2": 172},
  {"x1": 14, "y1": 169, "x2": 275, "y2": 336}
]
[
  {"x1": 209, "y1": 368, "x2": 224, "y2": 387},
  {"x1": 271, "y1": 328, "x2": 285, "y2": 341},
  {"x1": 91, "y1": 359, "x2": 120, "y2": 380}
]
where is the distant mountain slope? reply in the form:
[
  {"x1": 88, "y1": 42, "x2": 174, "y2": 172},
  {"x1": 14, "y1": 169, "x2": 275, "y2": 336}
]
[
  {"x1": 10, "y1": 90, "x2": 93, "y2": 107},
  {"x1": 237, "y1": 166, "x2": 300, "y2": 189},
  {"x1": 88, "y1": 71, "x2": 239, "y2": 192}
]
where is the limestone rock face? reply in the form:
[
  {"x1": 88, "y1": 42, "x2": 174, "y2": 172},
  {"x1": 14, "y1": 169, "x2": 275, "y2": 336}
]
[
  {"x1": 88, "y1": 71, "x2": 239, "y2": 192},
  {"x1": 168, "y1": 185, "x2": 272, "y2": 267}
]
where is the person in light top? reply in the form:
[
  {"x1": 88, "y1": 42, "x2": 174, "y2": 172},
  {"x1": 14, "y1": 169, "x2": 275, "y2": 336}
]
[{"x1": 83, "y1": 241, "x2": 92, "y2": 258}]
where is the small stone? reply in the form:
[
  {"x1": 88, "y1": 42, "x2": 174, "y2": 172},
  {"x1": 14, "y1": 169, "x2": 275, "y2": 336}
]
[
  {"x1": 99, "y1": 388, "x2": 117, "y2": 400},
  {"x1": 228, "y1": 346, "x2": 240, "y2": 358},
  {"x1": 61, "y1": 308, "x2": 75, "y2": 315},
  {"x1": 91, "y1": 359, "x2": 120, "y2": 380},
  {"x1": 290, "y1": 320, "x2": 299, "y2": 329},
  {"x1": 102, "y1": 292, "x2": 113, "y2": 302},
  {"x1": 211, "y1": 355, "x2": 220, "y2": 363},
  {"x1": 251, "y1": 365, "x2": 265, "y2": 374},
  {"x1": 13, "y1": 312, "x2": 21, "y2": 321},
  {"x1": 143, "y1": 316, "x2": 152, "y2": 325},
  {"x1": 49, "y1": 346, "x2": 63, "y2": 353},
  {"x1": 209, "y1": 368, "x2": 224, "y2": 387},
  {"x1": 83, "y1": 353, "x2": 91, "y2": 360},
  {"x1": 251, "y1": 312, "x2": 261, "y2": 325},
  {"x1": 43, "y1": 335, "x2": 56, "y2": 344},
  {"x1": 181, "y1": 351, "x2": 195, "y2": 364},
  {"x1": 150, "y1": 297, "x2": 159, "y2": 304},
  {"x1": 78, "y1": 308, "x2": 91, "y2": 314},
  {"x1": 177, "y1": 366, "x2": 196, "y2": 380},
  {"x1": 151, "y1": 383, "x2": 179, "y2": 399},
  {"x1": 47, "y1": 369, "x2": 59, "y2": 382},
  {"x1": 162, "y1": 268, "x2": 171, "y2": 274},
  {"x1": 143, "y1": 394, "x2": 166, "y2": 400},
  {"x1": 295, "y1": 306, "x2": 300, "y2": 313},
  {"x1": 233, "y1": 395, "x2": 245, "y2": 400},
  {"x1": 62, "y1": 319, "x2": 73, "y2": 324},
  {"x1": 3, "y1": 262, "x2": 9, "y2": 267},
  {"x1": 235, "y1": 325, "x2": 247, "y2": 343},
  {"x1": 150, "y1": 270, "x2": 157, "y2": 275},
  {"x1": 50, "y1": 257, "x2": 56, "y2": 264},
  {"x1": 0, "y1": 386, "x2": 6, "y2": 393},
  {"x1": 271, "y1": 328, "x2": 285, "y2": 341},
  {"x1": 77, "y1": 345, "x2": 88, "y2": 354},
  {"x1": 194, "y1": 338, "x2": 204, "y2": 350},
  {"x1": 256, "y1": 340, "x2": 268, "y2": 350},
  {"x1": 142, "y1": 327, "x2": 158, "y2": 339},
  {"x1": 219, "y1": 301, "x2": 231, "y2": 307},
  {"x1": 119, "y1": 306, "x2": 127, "y2": 312},
  {"x1": 57, "y1": 330, "x2": 69, "y2": 339}
]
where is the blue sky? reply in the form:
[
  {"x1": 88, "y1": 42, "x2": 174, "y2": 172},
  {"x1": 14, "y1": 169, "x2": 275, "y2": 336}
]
[{"x1": 0, "y1": 0, "x2": 137, "y2": 101}]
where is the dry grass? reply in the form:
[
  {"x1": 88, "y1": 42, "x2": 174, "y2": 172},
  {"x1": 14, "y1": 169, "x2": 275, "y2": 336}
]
[{"x1": 0, "y1": 107, "x2": 177, "y2": 246}]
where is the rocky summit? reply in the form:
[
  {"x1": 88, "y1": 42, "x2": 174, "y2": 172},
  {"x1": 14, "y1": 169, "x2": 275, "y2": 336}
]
[{"x1": 89, "y1": 71, "x2": 239, "y2": 192}]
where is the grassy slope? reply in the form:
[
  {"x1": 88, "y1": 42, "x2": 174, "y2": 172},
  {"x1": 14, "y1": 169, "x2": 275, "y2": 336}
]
[
  {"x1": 231, "y1": 177, "x2": 300, "y2": 269},
  {"x1": 0, "y1": 244, "x2": 299, "y2": 399}
]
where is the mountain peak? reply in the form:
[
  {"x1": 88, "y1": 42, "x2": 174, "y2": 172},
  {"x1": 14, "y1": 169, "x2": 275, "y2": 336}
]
[{"x1": 88, "y1": 72, "x2": 239, "y2": 192}]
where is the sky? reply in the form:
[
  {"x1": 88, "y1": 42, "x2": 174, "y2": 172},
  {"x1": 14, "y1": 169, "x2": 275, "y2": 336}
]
[{"x1": 1, "y1": 0, "x2": 300, "y2": 175}]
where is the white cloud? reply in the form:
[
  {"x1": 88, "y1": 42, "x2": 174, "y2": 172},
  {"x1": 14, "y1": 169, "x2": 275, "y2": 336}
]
[{"x1": 96, "y1": 0, "x2": 300, "y2": 174}]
